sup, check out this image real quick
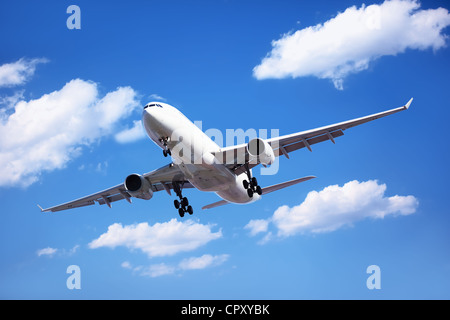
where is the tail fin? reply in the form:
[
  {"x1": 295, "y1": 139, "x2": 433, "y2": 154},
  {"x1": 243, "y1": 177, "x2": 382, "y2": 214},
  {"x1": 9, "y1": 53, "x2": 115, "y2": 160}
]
[{"x1": 202, "y1": 176, "x2": 316, "y2": 210}]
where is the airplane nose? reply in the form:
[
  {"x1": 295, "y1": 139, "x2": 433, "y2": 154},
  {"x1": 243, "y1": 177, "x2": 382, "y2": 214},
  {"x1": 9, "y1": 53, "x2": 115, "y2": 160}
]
[
  {"x1": 142, "y1": 103, "x2": 164, "y2": 134},
  {"x1": 142, "y1": 107, "x2": 155, "y2": 127},
  {"x1": 143, "y1": 102, "x2": 158, "y2": 120}
]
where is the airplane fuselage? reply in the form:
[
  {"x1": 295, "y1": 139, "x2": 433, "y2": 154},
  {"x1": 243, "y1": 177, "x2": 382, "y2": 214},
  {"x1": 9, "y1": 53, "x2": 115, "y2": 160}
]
[{"x1": 142, "y1": 102, "x2": 260, "y2": 205}]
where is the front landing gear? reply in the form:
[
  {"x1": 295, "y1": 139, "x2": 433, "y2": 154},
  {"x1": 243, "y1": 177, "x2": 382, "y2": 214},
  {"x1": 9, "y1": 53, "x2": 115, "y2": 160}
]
[
  {"x1": 242, "y1": 163, "x2": 262, "y2": 198},
  {"x1": 160, "y1": 137, "x2": 171, "y2": 157},
  {"x1": 173, "y1": 182, "x2": 193, "y2": 217}
]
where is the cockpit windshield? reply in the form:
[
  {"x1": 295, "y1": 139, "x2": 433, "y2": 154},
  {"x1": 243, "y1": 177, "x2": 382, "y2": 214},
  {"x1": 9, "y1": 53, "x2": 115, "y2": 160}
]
[{"x1": 144, "y1": 103, "x2": 163, "y2": 109}]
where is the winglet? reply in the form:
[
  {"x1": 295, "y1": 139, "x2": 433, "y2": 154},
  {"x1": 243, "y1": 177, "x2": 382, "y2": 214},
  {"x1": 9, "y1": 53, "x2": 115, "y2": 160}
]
[
  {"x1": 37, "y1": 204, "x2": 45, "y2": 212},
  {"x1": 405, "y1": 97, "x2": 413, "y2": 109}
]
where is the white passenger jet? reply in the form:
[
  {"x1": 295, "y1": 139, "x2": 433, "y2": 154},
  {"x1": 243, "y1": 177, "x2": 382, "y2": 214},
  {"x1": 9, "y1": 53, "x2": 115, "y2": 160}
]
[{"x1": 40, "y1": 98, "x2": 413, "y2": 217}]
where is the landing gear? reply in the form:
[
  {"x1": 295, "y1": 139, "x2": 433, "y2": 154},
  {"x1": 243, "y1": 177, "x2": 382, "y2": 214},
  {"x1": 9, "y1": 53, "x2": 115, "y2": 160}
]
[
  {"x1": 173, "y1": 182, "x2": 193, "y2": 217},
  {"x1": 163, "y1": 149, "x2": 171, "y2": 157},
  {"x1": 242, "y1": 163, "x2": 262, "y2": 198},
  {"x1": 160, "y1": 137, "x2": 171, "y2": 157}
]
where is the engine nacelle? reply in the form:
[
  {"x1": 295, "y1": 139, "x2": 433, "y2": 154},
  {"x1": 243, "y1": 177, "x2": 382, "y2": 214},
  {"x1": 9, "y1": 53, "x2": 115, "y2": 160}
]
[
  {"x1": 246, "y1": 138, "x2": 275, "y2": 166},
  {"x1": 124, "y1": 174, "x2": 153, "y2": 200}
]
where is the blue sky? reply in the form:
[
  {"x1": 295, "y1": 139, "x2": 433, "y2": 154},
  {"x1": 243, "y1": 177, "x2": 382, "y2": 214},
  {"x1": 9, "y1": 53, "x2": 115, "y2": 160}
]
[{"x1": 1, "y1": 0, "x2": 450, "y2": 299}]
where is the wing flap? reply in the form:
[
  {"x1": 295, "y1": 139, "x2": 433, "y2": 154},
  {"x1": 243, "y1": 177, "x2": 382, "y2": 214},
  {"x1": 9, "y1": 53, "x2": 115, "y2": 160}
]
[
  {"x1": 42, "y1": 199, "x2": 97, "y2": 212},
  {"x1": 273, "y1": 130, "x2": 344, "y2": 156},
  {"x1": 40, "y1": 183, "x2": 128, "y2": 212},
  {"x1": 97, "y1": 192, "x2": 129, "y2": 206}
]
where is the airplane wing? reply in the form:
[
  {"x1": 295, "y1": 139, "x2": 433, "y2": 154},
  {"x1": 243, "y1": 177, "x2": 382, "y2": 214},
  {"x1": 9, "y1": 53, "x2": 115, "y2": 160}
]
[
  {"x1": 215, "y1": 98, "x2": 413, "y2": 175},
  {"x1": 39, "y1": 163, "x2": 193, "y2": 213}
]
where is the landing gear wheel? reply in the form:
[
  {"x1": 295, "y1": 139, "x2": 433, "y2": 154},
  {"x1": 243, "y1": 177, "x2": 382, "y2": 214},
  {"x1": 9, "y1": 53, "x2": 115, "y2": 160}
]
[
  {"x1": 243, "y1": 162, "x2": 262, "y2": 198},
  {"x1": 161, "y1": 137, "x2": 171, "y2": 157},
  {"x1": 173, "y1": 181, "x2": 193, "y2": 218}
]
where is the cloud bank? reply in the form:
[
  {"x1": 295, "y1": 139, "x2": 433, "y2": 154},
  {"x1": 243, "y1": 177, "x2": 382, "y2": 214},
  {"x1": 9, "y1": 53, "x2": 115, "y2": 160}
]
[
  {"x1": 0, "y1": 78, "x2": 140, "y2": 187},
  {"x1": 245, "y1": 180, "x2": 418, "y2": 241},
  {"x1": 253, "y1": 0, "x2": 450, "y2": 89}
]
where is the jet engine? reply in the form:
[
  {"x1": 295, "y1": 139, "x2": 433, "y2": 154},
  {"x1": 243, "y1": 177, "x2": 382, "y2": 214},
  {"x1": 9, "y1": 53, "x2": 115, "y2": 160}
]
[
  {"x1": 124, "y1": 174, "x2": 153, "y2": 200},
  {"x1": 246, "y1": 138, "x2": 275, "y2": 166}
]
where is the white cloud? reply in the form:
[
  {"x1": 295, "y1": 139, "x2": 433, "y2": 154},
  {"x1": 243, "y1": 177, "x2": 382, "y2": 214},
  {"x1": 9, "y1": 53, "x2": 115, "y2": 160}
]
[
  {"x1": 67, "y1": 245, "x2": 80, "y2": 255},
  {"x1": 95, "y1": 161, "x2": 108, "y2": 174},
  {"x1": 36, "y1": 245, "x2": 80, "y2": 257},
  {"x1": 0, "y1": 78, "x2": 140, "y2": 187},
  {"x1": 89, "y1": 219, "x2": 222, "y2": 258},
  {"x1": 114, "y1": 120, "x2": 146, "y2": 143},
  {"x1": 36, "y1": 247, "x2": 58, "y2": 257},
  {"x1": 253, "y1": 0, "x2": 450, "y2": 89},
  {"x1": 244, "y1": 220, "x2": 273, "y2": 245},
  {"x1": 247, "y1": 180, "x2": 418, "y2": 240},
  {"x1": 121, "y1": 254, "x2": 229, "y2": 278},
  {"x1": 244, "y1": 219, "x2": 269, "y2": 236},
  {"x1": 257, "y1": 232, "x2": 273, "y2": 246},
  {"x1": 179, "y1": 254, "x2": 229, "y2": 270},
  {"x1": 140, "y1": 263, "x2": 176, "y2": 278},
  {"x1": 0, "y1": 90, "x2": 24, "y2": 109},
  {"x1": 0, "y1": 58, "x2": 48, "y2": 87},
  {"x1": 148, "y1": 93, "x2": 167, "y2": 101}
]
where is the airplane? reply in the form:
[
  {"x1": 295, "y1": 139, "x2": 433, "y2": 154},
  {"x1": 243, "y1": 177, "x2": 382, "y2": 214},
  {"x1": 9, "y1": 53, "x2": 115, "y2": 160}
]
[{"x1": 39, "y1": 98, "x2": 413, "y2": 217}]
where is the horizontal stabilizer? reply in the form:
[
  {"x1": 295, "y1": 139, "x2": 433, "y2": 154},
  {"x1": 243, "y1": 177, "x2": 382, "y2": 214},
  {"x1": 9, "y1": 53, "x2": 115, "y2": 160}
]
[
  {"x1": 202, "y1": 199, "x2": 229, "y2": 210},
  {"x1": 202, "y1": 176, "x2": 316, "y2": 210},
  {"x1": 261, "y1": 176, "x2": 316, "y2": 195}
]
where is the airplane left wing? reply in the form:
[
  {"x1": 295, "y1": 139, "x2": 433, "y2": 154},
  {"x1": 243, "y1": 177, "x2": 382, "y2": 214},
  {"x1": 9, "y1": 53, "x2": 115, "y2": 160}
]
[
  {"x1": 39, "y1": 163, "x2": 193, "y2": 213},
  {"x1": 215, "y1": 98, "x2": 412, "y2": 174}
]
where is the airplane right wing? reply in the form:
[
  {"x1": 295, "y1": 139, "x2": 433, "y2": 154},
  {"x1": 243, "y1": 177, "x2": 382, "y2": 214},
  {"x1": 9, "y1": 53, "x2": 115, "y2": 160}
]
[
  {"x1": 214, "y1": 98, "x2": 412, "y2": 175},
  {"x1": 266, "y1": 97, "x2": 413, "y2": 158}
]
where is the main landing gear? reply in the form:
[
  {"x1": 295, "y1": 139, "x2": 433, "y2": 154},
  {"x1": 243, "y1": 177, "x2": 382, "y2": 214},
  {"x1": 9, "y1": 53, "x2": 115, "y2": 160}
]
[
  {"x1": 173, "y1": 181, "x2": 193, "y2": 218},
  {"x1": 161, "y1": 137, "x2": 171, "y2": 157},
  {"x1": 242, "y1": 163, "x2": 262, "y2": 198}
]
